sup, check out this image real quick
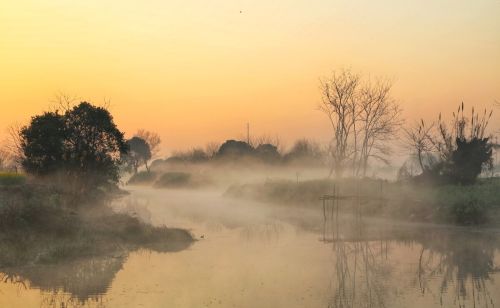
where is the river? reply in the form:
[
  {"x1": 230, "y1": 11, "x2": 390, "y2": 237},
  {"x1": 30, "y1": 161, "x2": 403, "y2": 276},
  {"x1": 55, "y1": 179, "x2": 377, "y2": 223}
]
[{"x1": 1, "y1": 186, "x2": 499, "y2": 307}]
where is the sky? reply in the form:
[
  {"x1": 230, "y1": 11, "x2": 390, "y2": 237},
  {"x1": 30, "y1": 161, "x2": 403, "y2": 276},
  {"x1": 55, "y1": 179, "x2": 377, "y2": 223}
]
[{"x1": 1, "y1": 0, "x2": 499, "y2": 155}]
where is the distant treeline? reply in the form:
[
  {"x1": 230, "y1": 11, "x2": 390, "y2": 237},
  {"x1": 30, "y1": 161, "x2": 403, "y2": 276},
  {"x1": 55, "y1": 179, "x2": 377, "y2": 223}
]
[{"x1": 151, "y1": 138, "x2": 326, "y2": 168}]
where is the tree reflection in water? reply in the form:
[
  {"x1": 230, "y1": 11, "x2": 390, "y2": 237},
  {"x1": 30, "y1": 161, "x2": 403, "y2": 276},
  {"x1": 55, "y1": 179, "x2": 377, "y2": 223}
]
[
  {"x1": 330, "y1": 239, "x2": 390, "y2": 308},
  {"x1": 416, "y1": 231, "x2": 500, "y2": 307},
  {"x1": 0, "y1": 240, "x2": 192, "y2": 307},
  {"x1": 324, "y1": 207, "x2": 500, "y2": 308}
]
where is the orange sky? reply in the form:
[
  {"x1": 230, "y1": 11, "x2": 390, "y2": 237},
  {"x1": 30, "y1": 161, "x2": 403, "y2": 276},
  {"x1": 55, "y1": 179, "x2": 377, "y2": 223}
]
[{"x1": 1, "y1": 0, "x2": 499, "y2": 155}]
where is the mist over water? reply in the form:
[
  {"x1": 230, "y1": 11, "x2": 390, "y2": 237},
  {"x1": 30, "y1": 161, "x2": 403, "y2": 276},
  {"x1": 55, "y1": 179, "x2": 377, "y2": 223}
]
[
  {"x1": 1, "y1": 178, "x2": 500, "y2": 308},
  {"x1": 1, "y1": 1, "x2": 499, "y2": 305}
]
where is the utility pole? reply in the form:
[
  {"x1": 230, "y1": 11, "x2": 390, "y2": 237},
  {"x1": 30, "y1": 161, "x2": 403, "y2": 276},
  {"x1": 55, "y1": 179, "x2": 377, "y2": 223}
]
[
  {"x1": 247, "y1": 122, "x2": 250, "y2": 145},
  {"x1": 496, "y1": 136, "x2": 498, "y2": 172}
]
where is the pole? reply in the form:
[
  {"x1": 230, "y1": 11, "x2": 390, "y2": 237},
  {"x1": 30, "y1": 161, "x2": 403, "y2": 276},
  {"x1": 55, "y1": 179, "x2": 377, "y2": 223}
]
[{"x1": 247, "y1": 122, "x2": 250, "y2": 144}]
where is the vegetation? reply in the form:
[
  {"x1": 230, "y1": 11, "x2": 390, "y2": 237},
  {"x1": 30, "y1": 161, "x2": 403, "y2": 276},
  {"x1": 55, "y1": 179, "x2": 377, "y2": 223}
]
[
  {"x1": 404, "y1": 103, "x2": 494, "y2": 185},
  {"x1": 319, "y1": 69, "x2": 402, "y2": 177},
  {"x1": 127, "y1": 170, "x2": 158, "y2": 185},
  {"x1": 20, "y1": 102, "x2": 128, "y2": 195},
  {"x1": 135, "y1": 129, "x2": 161, "y2": 157},
  {"x1": 0, "y1": 183, "x2": 193, "y2": 268},
  {"x1": 154, "y1": 171, "x2": 211, "y2": 189},
  {"x1": 226, "y1": 177, "x2": 500, "y2": 225},
  {"x1": 0, "y1": 101, "x2": 193, "y2": 269},
  {"x1": 154, "y1": 138, "x2": 325, "y2": 168},
  {"x1": 0, "y1": 172, "x2": 26, "y2": 186},
  {"x1": 123, "y1": 136, "x2": 151, "y2": 174}
]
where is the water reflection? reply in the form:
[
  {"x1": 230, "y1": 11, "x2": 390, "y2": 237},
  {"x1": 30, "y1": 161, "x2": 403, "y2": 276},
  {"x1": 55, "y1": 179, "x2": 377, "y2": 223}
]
[
  {"x1": 328, "y1": 239, "x2": 390, "y2": 307},
  {"x1": 239, "y1": 222, "x2": 284, "y2": 242},
  {"x1": 415, "y1": 231, "x2": 500, "y2": 307},
  {"x1": 324, "y1": 207, "x2": 500, "y2": 308},
  {"x1": 0, "y1": 238, "x2": 194, "y2": 307},
  {"x1": 0, "y1": 209, "x2": 193, "y2": 307},
  {"x1": 4, "y1": 256, "x2": 124, "y2": 300}
]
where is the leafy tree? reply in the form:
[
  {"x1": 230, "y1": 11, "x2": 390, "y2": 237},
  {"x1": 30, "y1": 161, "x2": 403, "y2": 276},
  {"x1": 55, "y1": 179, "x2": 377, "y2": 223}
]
[
  {"x1": 20, "y1": 102, "x2": 128, "y2": 194},
  {"x1": 255, "y1": 144, "x2": 281, "y2": 162},
  {"x1": 63, "y1": 102, "x2": 128, "y2": 191},
  {"x1": 124, "y1": 137, "x2": 151, "y2": 174},
  {"x1": 136, "y1": 129, "x2": 161, "y2": 156},
  {"x1": 215, "y1": 140, "x2": 254, "y2": 159},
  {"x1": 20, "y1": 112, "x2": 65, "y2": 175}
]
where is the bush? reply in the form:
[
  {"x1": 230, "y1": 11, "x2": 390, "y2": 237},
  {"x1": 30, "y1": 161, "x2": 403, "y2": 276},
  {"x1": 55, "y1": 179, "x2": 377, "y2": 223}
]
[
  {"x1": 450, "y1": 200, "x2": 487, "y2": 225},
  {"x1": 154, "y1": 172, "x2": 192, "y2": 188},
  {"x1": 128, "y1": 171, "x2": 157, "y2": 185}
]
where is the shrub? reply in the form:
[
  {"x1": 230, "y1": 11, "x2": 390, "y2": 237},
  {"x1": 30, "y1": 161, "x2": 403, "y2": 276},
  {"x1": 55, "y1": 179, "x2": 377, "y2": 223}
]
[
  {"x1": 128, "y1": 171, "x2": 157, "y2": 185},
  {"x1": 154, "y1": 172, "x2": 191, "y2": 188}
]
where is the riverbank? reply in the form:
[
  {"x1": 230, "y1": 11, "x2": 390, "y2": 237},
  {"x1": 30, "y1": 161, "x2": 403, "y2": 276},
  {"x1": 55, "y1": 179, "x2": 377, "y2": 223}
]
[
  {"x1": 0, "y1": 181, "x2": 194, "y2": 268},
  {"x1": 225, "y1": 177, "x2": 500, "y2": 225}
]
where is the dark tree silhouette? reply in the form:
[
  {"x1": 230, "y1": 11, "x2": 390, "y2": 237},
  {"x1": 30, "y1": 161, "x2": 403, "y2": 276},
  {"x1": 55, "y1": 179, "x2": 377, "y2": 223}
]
[
  {"x1": 124, "y1": 137, "x2": 152, "y2": 174},
  {"x1": 448, "y1": 137, "x2": 492, "y2": 185},
  {"x1": 135, "y1": 129, "x2": 161, "y2": 157},
  {"x1": 63, "y1": 102, "x2": 128, "y2": 191},
  {"x1": 20, "y1": 102, "x2": 128, "y2": 194},
  {"x1": 216, "y1": 140, "x2": 254, "y2": 158},
  {"x1": 404, "y1": 103, "x2": 493, "y2": 185},
  {"x1": 255, "y1": 143, "x2": 280, "y2": 162},
  {"x1": 20, "y1": 112, "x2": 65, "y2": 175}
]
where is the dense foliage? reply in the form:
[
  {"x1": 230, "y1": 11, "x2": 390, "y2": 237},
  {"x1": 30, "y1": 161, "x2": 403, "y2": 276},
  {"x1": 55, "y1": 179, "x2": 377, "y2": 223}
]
[{"x1": 20, "y1": 102, "x2": 128, "y2": 193}]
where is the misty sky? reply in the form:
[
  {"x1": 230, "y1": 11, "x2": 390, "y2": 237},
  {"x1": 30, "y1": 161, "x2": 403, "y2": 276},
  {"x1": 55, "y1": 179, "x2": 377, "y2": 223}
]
[{"x1": 1, "y1": 0, "x2": 499, "y2": 154}]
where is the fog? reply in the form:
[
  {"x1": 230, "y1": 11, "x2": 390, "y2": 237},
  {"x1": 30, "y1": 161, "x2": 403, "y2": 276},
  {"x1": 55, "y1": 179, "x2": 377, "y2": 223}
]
[{"x1": 2, "y1": 156, "x2": 500, "y2": 308}]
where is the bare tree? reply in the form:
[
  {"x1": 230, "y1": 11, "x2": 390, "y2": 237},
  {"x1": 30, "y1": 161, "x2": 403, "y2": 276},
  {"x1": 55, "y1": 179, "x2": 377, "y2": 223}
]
[
  {"x1": 49, "y1": 92, "x2": 79, "y2": 112},
  {"x1": 356, "y1": 78, "x2": 403, "y2": 176},
  {"x1": 319, "y1": 69, "x2": 360, "y2": 177},
  {"x1": 319, "y1": 69, "x2": 402, "y2": 177},
  {"x1": 205, "y1": 141, "x2": 221, "y2": 158},
  {"x1": 3, "y1": 123, "x2": 25, "y2": 172},
  {"x1": 403, "y1": 120, "x2": 435, "y2": 173},
  {"x1": 0, "y1": 147, "x2": 9, "y2": 171}
]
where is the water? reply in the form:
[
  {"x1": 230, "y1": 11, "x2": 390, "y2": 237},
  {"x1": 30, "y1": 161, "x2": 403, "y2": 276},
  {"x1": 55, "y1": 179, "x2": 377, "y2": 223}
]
[{"x1": 1, "y1": 187, "x2": 499, "y2": 307}]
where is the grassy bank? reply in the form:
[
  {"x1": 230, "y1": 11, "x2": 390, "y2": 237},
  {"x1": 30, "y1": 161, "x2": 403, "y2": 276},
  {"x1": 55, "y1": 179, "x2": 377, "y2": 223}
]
[
  {"x1": 0, "y1": 183, "x2": 193, "y2": 268},
  {"x1": 128, "y1": 170, "x2": 212, "y2": 189},
  {"x1": 225, "y1": 177, "x2": 500, "y2": 225}
]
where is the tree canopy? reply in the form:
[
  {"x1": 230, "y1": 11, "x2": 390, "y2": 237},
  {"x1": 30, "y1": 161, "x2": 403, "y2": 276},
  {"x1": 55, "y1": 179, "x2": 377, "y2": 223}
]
[
  {"x1": 124, "y1": 136, "x2": 151, "y2": 174},
  {"x1": 20, "y1": 102, "x2": 128, "y2": 193}
]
